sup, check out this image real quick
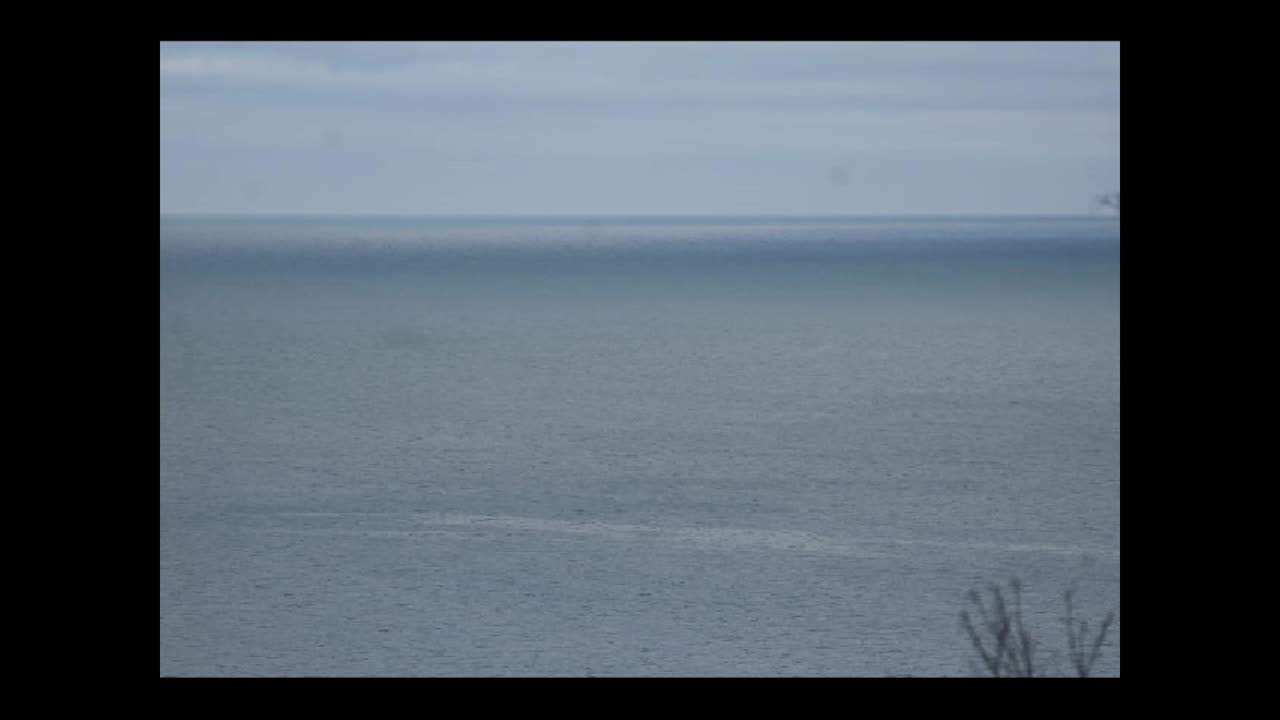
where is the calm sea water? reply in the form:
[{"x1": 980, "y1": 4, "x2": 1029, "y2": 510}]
[{"x1": 159, "y1": 216, "x2": 1120, "y2": 677}]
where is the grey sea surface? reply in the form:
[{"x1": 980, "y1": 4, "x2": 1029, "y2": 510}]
[{"x1": 159, "y1": 216, "x2": 1120, "y2": 676}]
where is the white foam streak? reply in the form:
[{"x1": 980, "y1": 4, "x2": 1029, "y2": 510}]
[{"x1": 270, "y1": 511, "x2": 1118, "y2": 560}]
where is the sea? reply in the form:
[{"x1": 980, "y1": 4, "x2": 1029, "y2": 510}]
[{"x1": 159, "y1": 215, "x2": 1120, "y2": 677}]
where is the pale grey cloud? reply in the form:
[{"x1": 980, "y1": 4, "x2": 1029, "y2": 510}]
[{"x1": 160, "y1": 41, "x2": 1120, "y2": 216}]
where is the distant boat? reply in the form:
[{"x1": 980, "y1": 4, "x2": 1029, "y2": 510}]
[{"x1": 1095, "y1": 191, "x2": 1120, "y2": 214}]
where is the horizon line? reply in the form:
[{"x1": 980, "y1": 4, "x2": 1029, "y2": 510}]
[{"x1": 160, "y1": 211, "x2": 1117, "y2": 220}]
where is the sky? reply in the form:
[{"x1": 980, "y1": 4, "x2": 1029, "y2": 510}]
[{"x1": 159, "y1": 41, "x2": 1120, "y2": 216}]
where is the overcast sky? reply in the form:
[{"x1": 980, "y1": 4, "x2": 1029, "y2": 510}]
[{"x1": 160, "y1": 41, "x2": 1119, "y2": 216}]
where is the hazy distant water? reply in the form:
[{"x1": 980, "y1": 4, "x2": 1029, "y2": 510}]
[{"x1": 159, "y1": 216, "x2": 1120, "y2": 677}]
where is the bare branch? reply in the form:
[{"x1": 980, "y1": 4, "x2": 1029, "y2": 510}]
[
  {"x1": 1063, "y1": 586, "x2": 1117, "y2": 677},
  {"x1": 960, "y1": 580, "x2": 1037, "y2": 677},
  {"x1": 965, "y1": 578, "x2": 1116, "y2": 677}
]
